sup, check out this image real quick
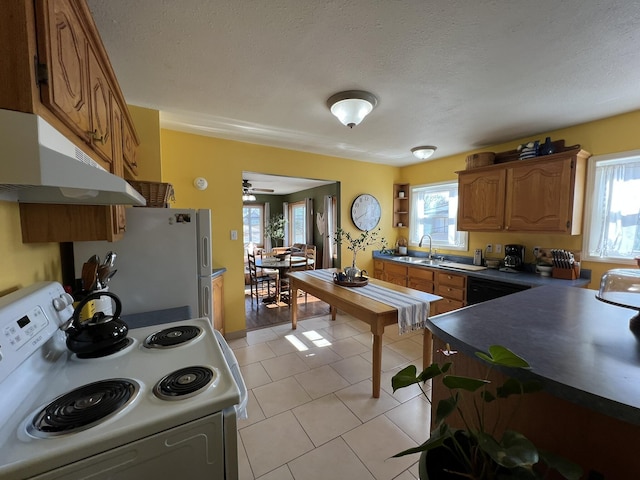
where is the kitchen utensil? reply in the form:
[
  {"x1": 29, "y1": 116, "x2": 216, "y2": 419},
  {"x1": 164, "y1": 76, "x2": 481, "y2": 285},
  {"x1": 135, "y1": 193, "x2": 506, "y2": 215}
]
[
  {"x1": 104, "y1": 269, "x2": 117, "y2": 284},
  {"x1": 81, "y1": 262, "x2": 98, "y2": 291},
  {"x1": 104, "y1": 251, "x2": 116, "y2": 268},
  {"x1": 61, "y1": 291, "x2": 128, "y2": 355}
]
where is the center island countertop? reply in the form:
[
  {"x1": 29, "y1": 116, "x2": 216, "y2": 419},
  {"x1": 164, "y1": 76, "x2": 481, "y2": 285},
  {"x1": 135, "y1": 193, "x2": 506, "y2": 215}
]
[{"x1": 427, "y1": 285, "x2": 640, "y2": 426}]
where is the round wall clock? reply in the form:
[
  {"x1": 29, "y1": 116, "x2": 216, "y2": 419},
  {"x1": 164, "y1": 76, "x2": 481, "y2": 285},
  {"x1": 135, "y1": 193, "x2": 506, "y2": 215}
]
[{"x1": 351, "y1": 194, "x2": 381, "y2": 231}]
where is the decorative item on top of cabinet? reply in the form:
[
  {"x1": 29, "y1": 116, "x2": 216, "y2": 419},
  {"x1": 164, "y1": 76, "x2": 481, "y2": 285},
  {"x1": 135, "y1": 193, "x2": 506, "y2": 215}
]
[
  {"x1": 1, "y1": 0, "x2": 141, "y2": 243},
  {"x1": 457, "y1": 147, "x2": 589, "y2": 234},
  {"x1": 393, "y1": 183, "x2": 409, "y2": 228}
]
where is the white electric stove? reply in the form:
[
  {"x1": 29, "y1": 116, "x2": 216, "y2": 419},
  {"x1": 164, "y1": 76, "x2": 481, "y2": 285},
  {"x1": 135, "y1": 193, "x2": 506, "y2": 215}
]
[{"x1": 0, "y1": 282, "x2": 245, "y2": 480}]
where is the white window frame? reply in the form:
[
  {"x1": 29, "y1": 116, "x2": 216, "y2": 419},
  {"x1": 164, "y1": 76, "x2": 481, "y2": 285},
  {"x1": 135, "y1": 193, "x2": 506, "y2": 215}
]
[
  {"x1": 243, "y1": 204, "x2": 265, "y2": 249},
  {"x1": 582, "y1": 149, "x2": 640, "y2": 264},
  {"x1": 409, "y1": 181, "x2": 468, "y2": 251},
  {"x1": 288, "y1": 201, "x2": 307, "y2": 245}
]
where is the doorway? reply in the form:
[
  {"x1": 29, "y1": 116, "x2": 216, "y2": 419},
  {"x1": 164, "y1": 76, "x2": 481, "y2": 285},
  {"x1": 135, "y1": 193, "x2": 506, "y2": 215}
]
[{"x1": 242, "y1": 172, "x2": 339, "y2": 330}]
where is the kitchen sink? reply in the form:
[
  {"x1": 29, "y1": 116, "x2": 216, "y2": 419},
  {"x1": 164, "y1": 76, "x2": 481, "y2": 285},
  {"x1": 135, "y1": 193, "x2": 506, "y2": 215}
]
[{"x1": 392, "y1": 256, "x2": 442, "y2": 266}]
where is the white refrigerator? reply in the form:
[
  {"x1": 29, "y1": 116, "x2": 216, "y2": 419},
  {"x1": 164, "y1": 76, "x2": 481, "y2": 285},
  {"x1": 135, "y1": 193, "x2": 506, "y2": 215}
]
[{"x1": 73, "y1": 208, "x2": 213, "y2": 320}]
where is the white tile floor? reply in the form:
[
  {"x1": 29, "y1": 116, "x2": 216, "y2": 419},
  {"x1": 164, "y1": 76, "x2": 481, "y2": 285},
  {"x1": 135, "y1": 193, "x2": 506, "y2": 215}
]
[{"x1": 229, "y1": 311, "x2": 433, "y2": 480}]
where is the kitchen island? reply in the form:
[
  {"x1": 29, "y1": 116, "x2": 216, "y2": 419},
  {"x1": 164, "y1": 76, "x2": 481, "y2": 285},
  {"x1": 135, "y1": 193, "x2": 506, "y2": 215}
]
[{"x1": 427, "y1": 285, "x2": 640, "y2": 478}]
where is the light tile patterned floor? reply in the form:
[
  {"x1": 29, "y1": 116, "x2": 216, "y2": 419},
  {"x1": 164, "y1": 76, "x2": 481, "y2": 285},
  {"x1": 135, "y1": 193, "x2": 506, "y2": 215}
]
[{"x1": 229, "y1": 311, "x2": 432, "y2": 480}]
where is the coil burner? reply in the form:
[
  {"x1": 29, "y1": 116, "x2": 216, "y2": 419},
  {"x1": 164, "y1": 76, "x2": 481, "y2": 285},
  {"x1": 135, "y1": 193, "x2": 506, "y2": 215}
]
[
  {"x1": 28, "y1": 379, "x2": 139, "y2": 437},
  {"x1": 144, "y1": 325, "x2": 202, "y2": 349},
  {"x1": 153, "y1": 366, "x2": 216, "y2": 400}
]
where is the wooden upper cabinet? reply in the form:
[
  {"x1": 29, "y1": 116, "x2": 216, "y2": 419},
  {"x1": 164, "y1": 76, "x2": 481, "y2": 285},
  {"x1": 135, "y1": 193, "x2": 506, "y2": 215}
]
[
  {"x1": 37, "y1": 0, "x2": 91, "y2": 140},
  {"x1": 0, "y1": 0, "x2": 142, "y2": 243},
  {"x1": 505, "y1": 155, "x2": 576, "y2": 232},
  {"x1": 457, "y1": 169, "x2": 506, "y2": 231},
  {"x1": 87, "y1": 44, "x2": 113, "y2": 165},
  {"x1": 457, "y1": 148, "x2": 589, "y2": 234}
]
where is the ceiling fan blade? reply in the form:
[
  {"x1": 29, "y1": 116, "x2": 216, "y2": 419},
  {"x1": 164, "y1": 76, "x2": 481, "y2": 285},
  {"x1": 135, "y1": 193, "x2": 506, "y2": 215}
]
[{"x1": 252, "y1": 188, "x2": 275, "y2": 193}]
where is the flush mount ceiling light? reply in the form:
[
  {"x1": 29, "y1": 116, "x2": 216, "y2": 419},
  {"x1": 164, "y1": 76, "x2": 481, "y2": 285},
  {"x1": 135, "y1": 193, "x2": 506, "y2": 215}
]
[
  {"x1": 411, "y1": 146, "x2": 438, "y2": 160},
  {"x1": 327, "y1": 90, "x2": 378, "y2": 128}
]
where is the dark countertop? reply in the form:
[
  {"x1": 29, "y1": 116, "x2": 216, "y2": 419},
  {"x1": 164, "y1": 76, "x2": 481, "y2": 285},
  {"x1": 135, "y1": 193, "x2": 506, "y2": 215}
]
[
  {"x1": 427, "y1": 285, "x2": 640, "y2": 426},
  {"x1": 373, "y1": 251, "x2": 590, "y2": 288},
  {"x1": 211, "y1": 267, "x2": 226, "y2": 279}
]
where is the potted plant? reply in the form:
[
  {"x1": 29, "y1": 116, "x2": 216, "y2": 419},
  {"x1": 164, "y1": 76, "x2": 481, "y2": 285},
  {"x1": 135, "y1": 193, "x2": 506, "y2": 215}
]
[
  {"x1": 391, "y1": 344, "x2": 583, "y2": 479},
  {"x1": 265, "y1": 214, "x2": 286, "y2": 248},
  {"x1": 334, "y1": 227, "x2": 387, "y2": 280}
]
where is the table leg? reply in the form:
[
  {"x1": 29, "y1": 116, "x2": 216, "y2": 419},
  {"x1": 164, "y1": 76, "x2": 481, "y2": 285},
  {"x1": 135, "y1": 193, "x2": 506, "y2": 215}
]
[
  {"x1": 423, "y1": 328, "x2": 432, "y2": 370},
  {"x1": 330, "y1": 305, "x2": 337, "y2": 321},
  {"x1": 275, "y1": 270, "x2": 281, "y2": 303},
  {"x1": 291, "y1": 284, "x2": 299, "y2": 330},
  {"x1": 372, "y1": 332, "x2": 382, "y2": 398}
]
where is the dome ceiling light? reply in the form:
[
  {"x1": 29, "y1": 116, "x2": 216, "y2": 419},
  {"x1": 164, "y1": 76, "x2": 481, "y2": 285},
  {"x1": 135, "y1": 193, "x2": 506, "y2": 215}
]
[
  {"x1": 327, "y1": 90, "x2": 378, "y2": 128},
  {"x1": 411, "y1": 146, "x2": 438, "y2": 160}
]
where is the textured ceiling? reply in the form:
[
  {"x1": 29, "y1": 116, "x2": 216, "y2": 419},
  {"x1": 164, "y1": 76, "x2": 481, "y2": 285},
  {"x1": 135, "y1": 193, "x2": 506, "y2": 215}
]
[{"x1": 87, "y1": 0, "x2": 640, "y2": 168}]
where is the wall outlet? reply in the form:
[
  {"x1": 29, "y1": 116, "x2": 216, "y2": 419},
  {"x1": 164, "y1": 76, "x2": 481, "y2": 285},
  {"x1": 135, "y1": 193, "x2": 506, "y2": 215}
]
[
  {"x1": 533, "y1": 246, "x2": 541, "y2": 259},
  {"x1": 230, "y1": 230, "x2": 238, "y2": 240},
  {"x1": 485, "y1": 243, "x2": 492, "y2": 253},
  {"x1": 495, "y1": 244, "x2": 502, "y2": 254}
]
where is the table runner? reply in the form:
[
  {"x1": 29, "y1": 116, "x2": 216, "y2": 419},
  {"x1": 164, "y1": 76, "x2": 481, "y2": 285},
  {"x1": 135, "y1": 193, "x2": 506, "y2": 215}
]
[{"x1": 305, "y1": 269, "x2": 435, "y2": 334}]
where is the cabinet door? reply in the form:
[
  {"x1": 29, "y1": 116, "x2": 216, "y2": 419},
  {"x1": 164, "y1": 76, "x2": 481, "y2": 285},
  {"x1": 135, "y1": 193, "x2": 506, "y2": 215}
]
[
  {"x1": 109, "y1": 100, "x2": 126, "y2": 239},
  {"x1": 457, "y1": 169, "x2": 506, "y2": 231},
  {"x1": 505, "y1": 156, "x2": 574, "y2": 232},
  {"x1": 87, "y1": 43, "x2": 113, "y2": 165},
  {"x1": 408, "y1": 267, "x2": 435, "y2": 293},
  {"x1": 122, "y1": 119, "x2": 139, "y2": 176},
  {"x1": 37, "y1": 0, "x2": 91, "y2": 139}
]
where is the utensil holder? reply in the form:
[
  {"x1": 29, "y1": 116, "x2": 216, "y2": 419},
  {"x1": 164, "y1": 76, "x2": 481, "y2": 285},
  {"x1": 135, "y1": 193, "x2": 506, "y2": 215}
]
[{"x1": 552, "y1": 265, "x2": 579, "y2": 280}]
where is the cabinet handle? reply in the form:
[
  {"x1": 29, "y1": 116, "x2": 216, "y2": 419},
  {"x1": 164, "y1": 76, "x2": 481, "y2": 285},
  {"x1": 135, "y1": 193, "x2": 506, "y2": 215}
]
[{"x1": 88, "y1": 129, "x2": 107, "y2": 145}]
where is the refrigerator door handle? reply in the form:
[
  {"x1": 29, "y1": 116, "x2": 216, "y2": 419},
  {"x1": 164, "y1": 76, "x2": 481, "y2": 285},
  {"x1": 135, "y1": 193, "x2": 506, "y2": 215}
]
[
  {"x1": 201, "y1": 235, "x2": 210, "y2": 271},
  {"x1": 201, "y1": 282, "x2": 211, "y2": 319}
]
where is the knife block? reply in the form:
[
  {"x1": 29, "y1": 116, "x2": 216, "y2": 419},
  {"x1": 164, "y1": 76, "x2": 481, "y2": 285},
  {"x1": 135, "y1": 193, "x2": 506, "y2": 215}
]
[{"x1": 552, "y1": 265, "x2": 579, "y2": 280}]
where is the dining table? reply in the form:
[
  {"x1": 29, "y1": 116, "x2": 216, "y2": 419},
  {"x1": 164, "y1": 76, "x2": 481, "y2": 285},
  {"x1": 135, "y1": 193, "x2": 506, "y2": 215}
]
[
  {"x1": 287, "y1": 269, "x2": 441, "y2": 398},
  {"x1": 255, "y1": 256, "x2": 314, "y2": 305}
]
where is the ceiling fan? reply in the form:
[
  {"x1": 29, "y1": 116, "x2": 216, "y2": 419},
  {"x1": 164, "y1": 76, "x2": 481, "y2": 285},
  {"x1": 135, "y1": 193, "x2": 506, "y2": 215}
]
[{"x1": 242, "y1": 179, "x2": 274, "y2": 193}]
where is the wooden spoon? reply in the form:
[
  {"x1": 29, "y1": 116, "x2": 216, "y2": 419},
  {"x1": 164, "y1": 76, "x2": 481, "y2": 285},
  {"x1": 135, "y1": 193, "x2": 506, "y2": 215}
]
[{"x1": 81, "y1": 262, "x2": 98, "y2": 291}]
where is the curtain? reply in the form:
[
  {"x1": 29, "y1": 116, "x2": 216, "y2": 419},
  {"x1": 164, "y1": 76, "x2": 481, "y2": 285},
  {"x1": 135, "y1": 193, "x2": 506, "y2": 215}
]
[
  {"x1": 594, "y1": 162, "x2": 640, "y2": 257},
  {"x1": 305, "y1": 197, "x2": 314, "y2": 244},
  {"x1": 322, "y1": 195, "x2": 336, "y2": 268},
  {"x1": 264, "y1": 202, "x2": 272, "y2": 252},
  {"x1": 282, "y1": 202, "x2": 289, "y2": 247}
]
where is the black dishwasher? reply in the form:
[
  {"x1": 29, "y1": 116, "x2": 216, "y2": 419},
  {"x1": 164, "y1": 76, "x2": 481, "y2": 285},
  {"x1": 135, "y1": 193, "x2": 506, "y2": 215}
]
[{"x1": 466, "y1": 277, "x2": 530, "y2": 305}]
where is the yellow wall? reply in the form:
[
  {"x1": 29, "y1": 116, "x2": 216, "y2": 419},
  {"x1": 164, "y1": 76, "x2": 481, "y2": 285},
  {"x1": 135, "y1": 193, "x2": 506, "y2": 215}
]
[
  {"x1": 159, "y1": 129, "x2": 399, "y2": 334},
  {"x1": 129, "y1": 106, "x2": 162, "y2": 182},
  {"x1": 0, "y1": 201, "x2": 60, "y2": 295}
]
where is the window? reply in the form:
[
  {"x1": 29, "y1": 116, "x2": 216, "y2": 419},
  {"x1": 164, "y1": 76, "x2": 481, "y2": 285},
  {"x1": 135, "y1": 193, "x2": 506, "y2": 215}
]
[
  {"x1": 289, "y1": 202, "x2": 306, "y2": 244},
  {"x1": 243, "y1": 204, "x2": 264, "y2": 248},
  {"x1": 409, "y1": 181, "x2": 468, "y2": 251},
  {"x1": 583, "y1": 150, "x2": 640, "y2": 263}
]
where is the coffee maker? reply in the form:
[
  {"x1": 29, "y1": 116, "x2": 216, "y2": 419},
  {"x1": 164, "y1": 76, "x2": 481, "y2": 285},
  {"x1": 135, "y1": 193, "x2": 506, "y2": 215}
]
[{"x1": 503, "y1": 244, "x2": 525, "y2": 270}]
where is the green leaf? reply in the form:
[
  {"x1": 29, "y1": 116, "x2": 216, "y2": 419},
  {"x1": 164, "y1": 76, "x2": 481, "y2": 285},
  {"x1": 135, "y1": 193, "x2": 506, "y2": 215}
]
[
  {"x1": 391, "y1": 424, "x2": 454, "y2": 458},
  {"x1": 539, "y1": 450, "x2": 584, "y2": 480},
  {"x1": 391, "y1": 365, "x2": 419, "y2": 392},
  {"x1": 391, "y1": 363, "x2": 449, "y2": 392},
  {"x1": 480, "y1": 390, "x2": 496, "y2": 403},
  {"x1": 476, "y1": 430, "x2": 538, "y2": 469},
  {"x1": 475, "y1": 345, "x2": 531, "y2": 369},
  {"x1": 435, "y1": 395, "x2": 458, "y2": 425},
  {"x1": 496, "y1": 378, "x2": 544, "y2": 398},
  {"x1": 443, "y1": 374, "x2": 490, "y2": 391}
]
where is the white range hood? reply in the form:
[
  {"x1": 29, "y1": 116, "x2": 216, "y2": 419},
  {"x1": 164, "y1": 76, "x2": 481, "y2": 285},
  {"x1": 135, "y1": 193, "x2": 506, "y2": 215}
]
[{"x1": 0, "y1": 109, "x2": 146, "y2": 206}]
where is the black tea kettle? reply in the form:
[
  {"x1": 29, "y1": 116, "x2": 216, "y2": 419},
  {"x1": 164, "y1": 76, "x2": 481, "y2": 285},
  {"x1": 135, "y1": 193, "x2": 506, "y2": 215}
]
[{"x1": 62, "y1": 291, "x2": 128, "y2": 355}]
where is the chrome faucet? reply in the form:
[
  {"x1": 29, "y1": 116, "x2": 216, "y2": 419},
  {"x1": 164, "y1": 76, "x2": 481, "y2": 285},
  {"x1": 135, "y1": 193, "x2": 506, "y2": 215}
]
[{"x1": 418, "y1": 234, "x2": 433, "y2": 258}]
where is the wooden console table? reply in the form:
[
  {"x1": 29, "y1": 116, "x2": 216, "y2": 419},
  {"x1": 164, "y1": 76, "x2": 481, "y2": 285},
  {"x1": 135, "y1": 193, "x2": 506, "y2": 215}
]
[{"x1": 288, "y1": 270, "x2": 441, "y2": 398}]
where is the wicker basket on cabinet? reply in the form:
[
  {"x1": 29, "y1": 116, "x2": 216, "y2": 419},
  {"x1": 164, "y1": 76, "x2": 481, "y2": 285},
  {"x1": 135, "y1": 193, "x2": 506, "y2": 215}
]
[{"x1": 129, "y1": 181, "x2": 175, "y2": 207}]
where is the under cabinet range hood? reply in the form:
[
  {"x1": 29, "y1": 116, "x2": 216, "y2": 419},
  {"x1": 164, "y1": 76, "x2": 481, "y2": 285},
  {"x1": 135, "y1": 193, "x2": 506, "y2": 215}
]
[{"x1": 0, "y1": 109, "x2": 146, "y2": 206}]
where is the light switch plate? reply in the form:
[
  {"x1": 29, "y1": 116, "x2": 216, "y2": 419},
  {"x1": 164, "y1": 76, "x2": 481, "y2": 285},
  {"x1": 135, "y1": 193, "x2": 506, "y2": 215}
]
[
  {"x1": 495, "y1": 244, "x2": 502, "y2": 254},
  {"x1": 230, "y1": 230, "x2": 238, "y2": 240}
]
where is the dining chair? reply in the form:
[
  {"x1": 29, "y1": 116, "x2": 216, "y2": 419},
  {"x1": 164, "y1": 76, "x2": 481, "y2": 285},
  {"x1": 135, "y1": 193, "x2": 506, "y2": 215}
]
[
  {"x1": 282, "y1": 245, "x2": 316, "y2": 306},
  {"x1": 247, "y1": 252, "x2": 275, "y2": 307}
]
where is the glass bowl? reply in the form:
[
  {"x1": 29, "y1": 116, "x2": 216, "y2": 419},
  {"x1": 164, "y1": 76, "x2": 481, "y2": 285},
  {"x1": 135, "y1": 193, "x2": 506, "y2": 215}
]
[{"x1": 596, "y1": 269, "x2": 640, "y2": 334}]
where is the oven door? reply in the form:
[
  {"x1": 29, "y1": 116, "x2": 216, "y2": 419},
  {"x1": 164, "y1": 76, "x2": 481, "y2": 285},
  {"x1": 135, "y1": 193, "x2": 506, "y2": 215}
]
[{"x1": 30, "y1": 413, "x2": 224, "y2": 480}]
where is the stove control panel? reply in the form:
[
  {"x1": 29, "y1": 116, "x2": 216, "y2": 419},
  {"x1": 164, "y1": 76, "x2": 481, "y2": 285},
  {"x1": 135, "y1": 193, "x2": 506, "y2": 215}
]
[{"x1": 3, "y1": 306, "x2": 49, "y2": 352}]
